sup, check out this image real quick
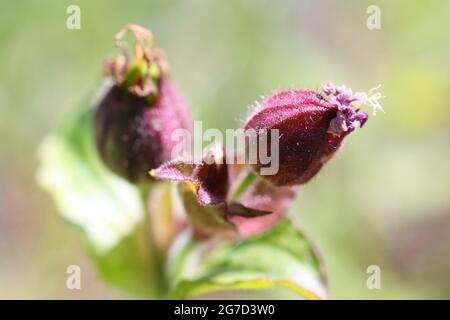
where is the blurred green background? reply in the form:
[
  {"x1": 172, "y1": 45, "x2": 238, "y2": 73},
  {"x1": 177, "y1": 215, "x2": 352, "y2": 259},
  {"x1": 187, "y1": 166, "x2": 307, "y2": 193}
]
[{"x1": 0, "y1": 0, "x2": 449, "y2": 299}]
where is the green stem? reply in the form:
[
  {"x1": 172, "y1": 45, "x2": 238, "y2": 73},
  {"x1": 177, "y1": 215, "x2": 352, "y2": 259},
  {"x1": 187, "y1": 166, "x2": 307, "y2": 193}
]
[
  {"x1": 139, "y1": 184, "x2": 167, "y2": 297},
  {"x1": 230, "y1": 170, "x2": 257, "y2": 200}
]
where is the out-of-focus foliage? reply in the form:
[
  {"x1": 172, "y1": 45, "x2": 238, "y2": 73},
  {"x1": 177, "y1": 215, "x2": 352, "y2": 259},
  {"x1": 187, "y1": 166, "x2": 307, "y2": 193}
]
[
  {"x1": 0, "y1": 0, "x2": 449, "y2": 299},
  {"x1": 37, "y1": 106, "x2": 161, "y2": 297},
  {"x1": 37, "y1": 107, "x2": 143, "y2": 254}
]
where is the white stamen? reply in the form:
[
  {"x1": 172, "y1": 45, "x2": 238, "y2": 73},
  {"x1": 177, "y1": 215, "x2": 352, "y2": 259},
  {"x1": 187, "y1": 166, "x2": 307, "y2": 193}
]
[{"x1": 354, "y1": 84, "x2": 385, "y2": 115}]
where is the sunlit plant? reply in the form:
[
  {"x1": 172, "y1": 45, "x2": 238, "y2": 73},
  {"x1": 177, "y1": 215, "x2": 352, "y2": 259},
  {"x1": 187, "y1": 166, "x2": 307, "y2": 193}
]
[{"x1": 38, "y1": 25, "x2": 381, "y2": 299}]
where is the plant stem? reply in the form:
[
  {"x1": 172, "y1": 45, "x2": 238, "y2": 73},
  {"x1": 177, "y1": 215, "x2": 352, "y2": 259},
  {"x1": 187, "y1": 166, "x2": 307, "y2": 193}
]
[
  {"x1": 139, "y1": 184, "x2": 167, "y2": 297},
  {"x1": 230, "y1": 170, "x2": 257, "y2": 200}
]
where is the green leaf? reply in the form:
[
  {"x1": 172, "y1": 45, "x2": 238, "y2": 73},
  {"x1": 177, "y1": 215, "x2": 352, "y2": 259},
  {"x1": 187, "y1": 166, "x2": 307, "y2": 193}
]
[
  {"x1": 167, "y1": 219, "x2": 327, "y2": 299},
  {"x1": 37, "y1": 106, "x2": 157, "y2": 297},
  {"x1": 89, "y1": 222, "x2": 157, "y2": 297}
]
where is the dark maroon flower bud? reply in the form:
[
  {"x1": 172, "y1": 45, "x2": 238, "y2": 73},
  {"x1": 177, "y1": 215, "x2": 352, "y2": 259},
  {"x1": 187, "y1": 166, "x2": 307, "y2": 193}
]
[
  {"x1": 94, "y1": 25, "x2": 192, "y2": 183},
  {"x1": 244, "y1": 83, "x2": 382, "y2": 186}
]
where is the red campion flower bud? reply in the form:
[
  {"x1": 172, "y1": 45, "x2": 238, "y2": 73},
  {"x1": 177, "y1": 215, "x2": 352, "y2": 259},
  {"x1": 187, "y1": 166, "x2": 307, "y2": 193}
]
[
  {"x1": 244, "y1": 83, "x2": 382, "y2": 186},
  {"x1": 94, "y1": 25, "x2": 192, "y2": 183}
]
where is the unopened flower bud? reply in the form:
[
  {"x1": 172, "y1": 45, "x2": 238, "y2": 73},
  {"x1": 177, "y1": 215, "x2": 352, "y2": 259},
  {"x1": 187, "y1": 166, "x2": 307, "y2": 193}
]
[
  {"x1": 244, "y1": 83, "x2": 382, "y2": 186},
  {"x1": 94, "y1": 25, "x2": 192, "y2": 183}
]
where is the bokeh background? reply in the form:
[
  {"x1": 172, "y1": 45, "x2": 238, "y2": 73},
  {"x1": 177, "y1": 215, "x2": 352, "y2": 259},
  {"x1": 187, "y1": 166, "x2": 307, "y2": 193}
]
[{"x1": 1, "y1": 0, "x2": 449, "y2": 299}]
